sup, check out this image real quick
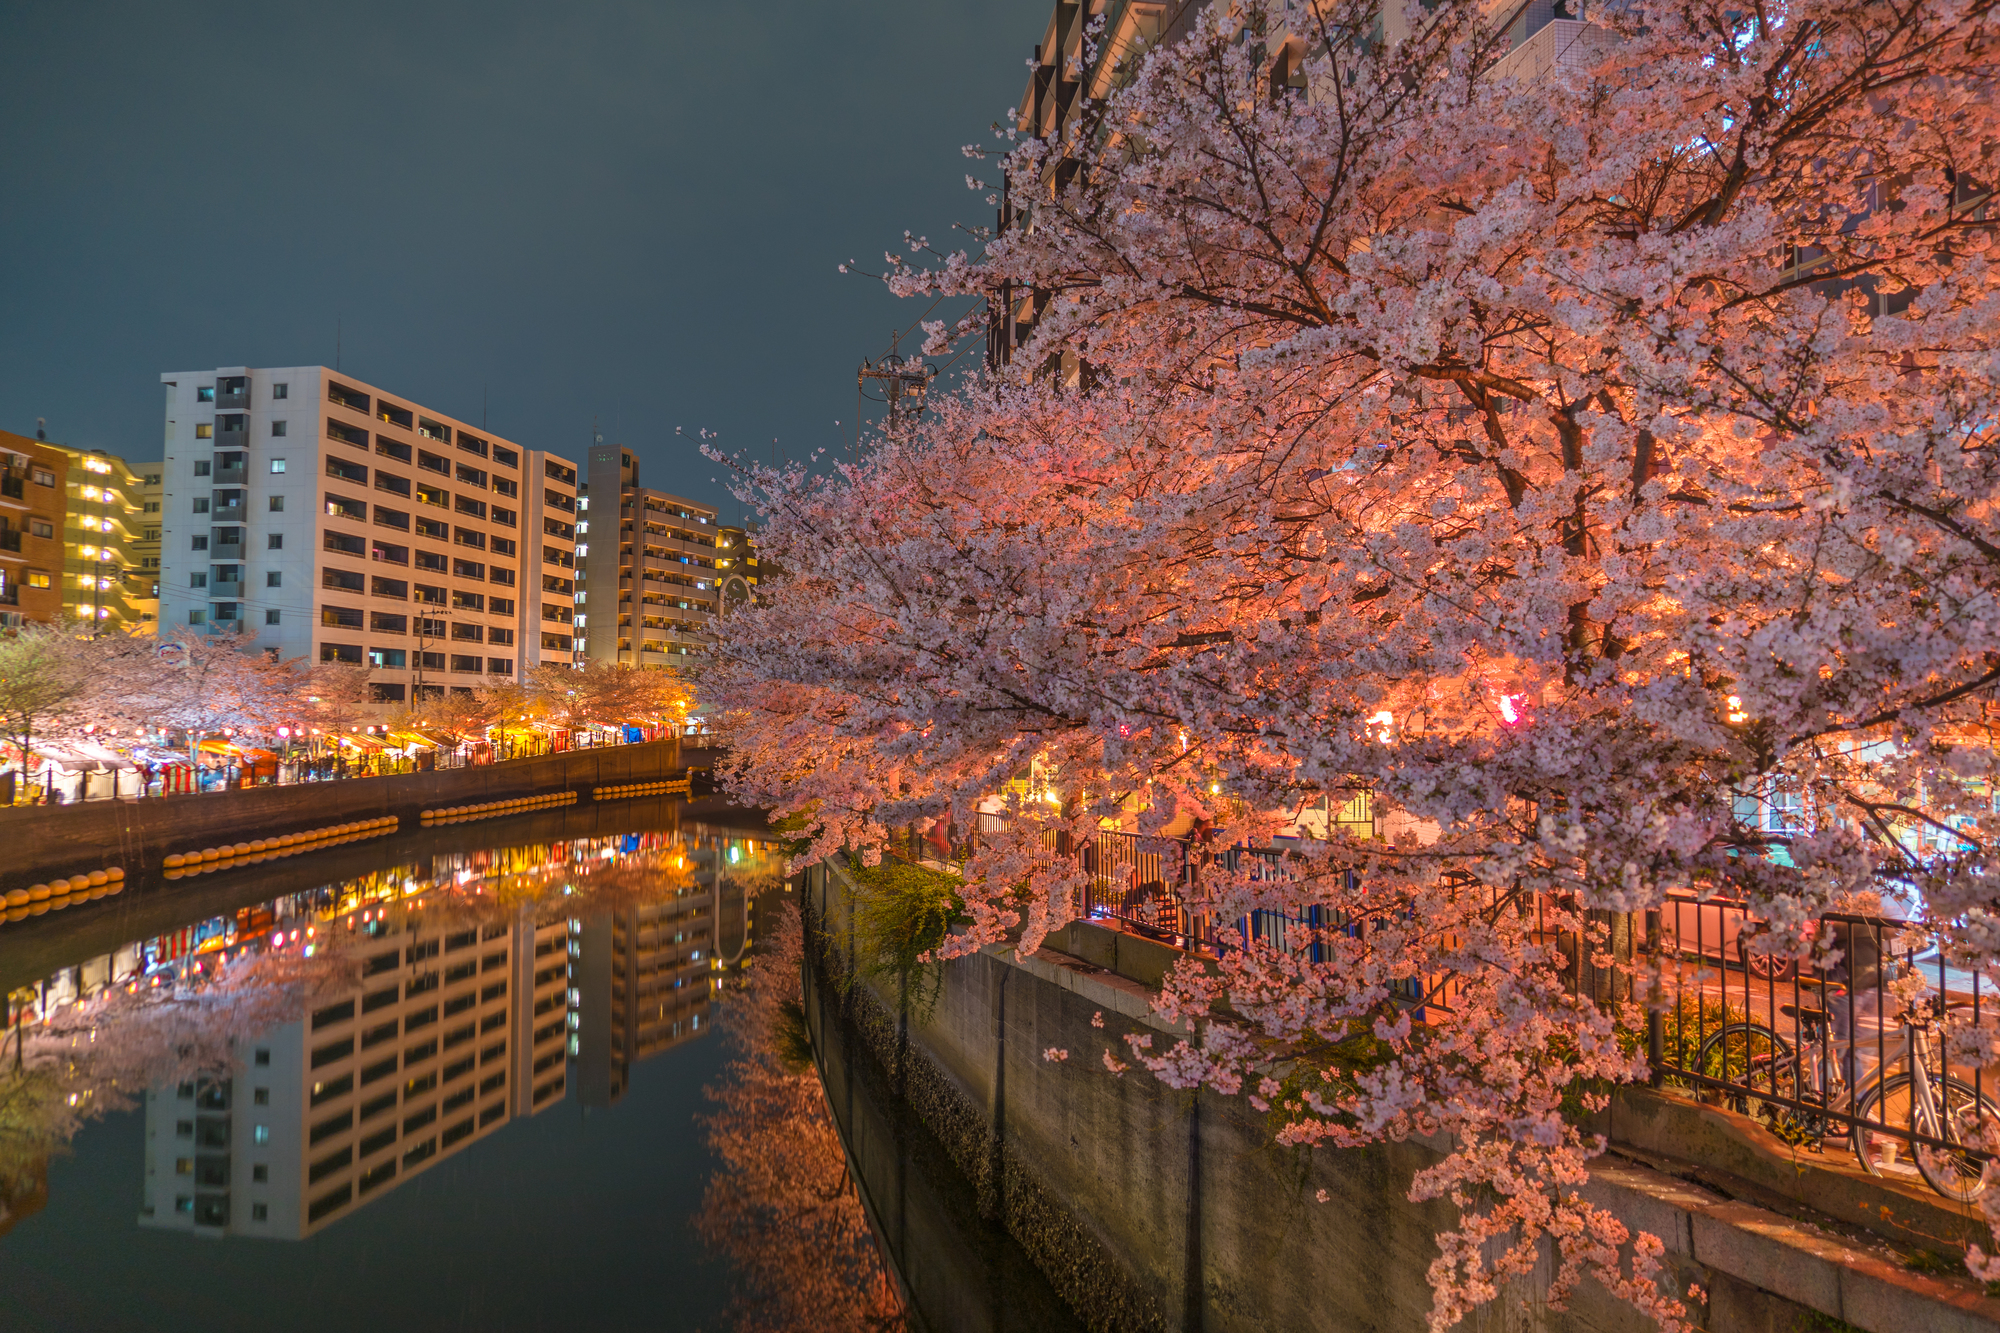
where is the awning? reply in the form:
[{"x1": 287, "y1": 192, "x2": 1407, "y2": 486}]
[{"x1": 71, "y1": 740, "x2": 136, "y2": 770}]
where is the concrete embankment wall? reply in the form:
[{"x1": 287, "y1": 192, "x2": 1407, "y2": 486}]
[
  {"x1": 0, "y1": 742, "x2": 715, "y2": 893},
  {"x1": 804, "y1": 860, "x2": 2000, "y2": 1333}
]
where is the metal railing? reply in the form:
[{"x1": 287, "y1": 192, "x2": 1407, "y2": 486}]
[
  {"x1": 1649, "y1": 893, "x2": 1992, "y2": 1200},
  {"x1": 887, "y1": 819, "x2": 1993, "y2": 1199}
]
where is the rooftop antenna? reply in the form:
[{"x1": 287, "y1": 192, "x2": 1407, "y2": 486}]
[
  {"x1": 336, "y1": 317, "x2": 342, "y2": 372},
  {"x1": 35, "y1": 417, "x2": 46, "y2": 441}
]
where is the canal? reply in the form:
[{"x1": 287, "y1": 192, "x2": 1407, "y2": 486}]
[{"x1": 0, "y1": 797, "x2": 1079, "y2": 1332}]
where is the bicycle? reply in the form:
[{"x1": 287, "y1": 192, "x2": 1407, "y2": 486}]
[{"x1": 1693, "y1": 991, "x2": 1998, "y2": 1203}]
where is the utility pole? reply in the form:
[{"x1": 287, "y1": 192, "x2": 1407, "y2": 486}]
[{"x1": 857, "y1": 329, "x2": 935, "y2": 440}]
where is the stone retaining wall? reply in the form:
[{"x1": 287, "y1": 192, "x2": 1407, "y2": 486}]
[{"x1": 805, "y1": 859, "x2": 2000, "y2": 1333}]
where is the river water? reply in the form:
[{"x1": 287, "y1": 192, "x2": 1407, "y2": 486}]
[{"x1": 0, "y1": 797, "x2": 1077, "y2": 1332}]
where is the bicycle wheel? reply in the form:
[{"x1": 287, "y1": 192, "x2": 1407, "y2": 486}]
[
  {"x1": 1852, "y1": 1074, "x2": 1922, "y2": 1182},
  {"x1": 1695, "y1": 1023, "x2": 1795, "y2": 1113},
  {"x1": 1695, "y1": 1021, "x2": 1825, "y2": 1141},
  {"x1": 1915, "y1": 1076, "x2": 1998, "y2": 1204}
]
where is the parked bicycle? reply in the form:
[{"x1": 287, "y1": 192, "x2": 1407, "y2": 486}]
[{"x1": 1696, "y1": 989, "x2": 1997, "y2": 1203}]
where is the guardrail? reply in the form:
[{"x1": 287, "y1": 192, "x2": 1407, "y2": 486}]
[{"x1": 885, "y1": 820, "x2": 1994, "y2": 1201}]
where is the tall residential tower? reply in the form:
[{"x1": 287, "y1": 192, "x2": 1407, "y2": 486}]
[{"x1": 158, "y1": 367, "x2": 579, "y2": 702}]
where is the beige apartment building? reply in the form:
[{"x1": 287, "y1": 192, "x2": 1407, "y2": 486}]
[
  {"x1": 577, "y1": 443, "x2": 720, "y2": 663},
  {"x1": 59, "y1": 445, "x2": 155, "y2": 634}
]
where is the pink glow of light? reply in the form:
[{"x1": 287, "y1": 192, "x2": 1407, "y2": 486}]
[{"x1": 1496, "y1": 694, "x2": 1522, "y2": 725}]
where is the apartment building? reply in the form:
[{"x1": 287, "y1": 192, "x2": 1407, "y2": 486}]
[
  {"x1": 0, "y1": 429, "x2": 68, "y2": 627},
  {"x1": 131, "y1": 464, "x2": 162, "y2": 627},
  {"x1": 716, "y1": 523, "x2": 759, "y2": 616},
  {"x1": 59, "y1": 446, "x2": 154, "y2": 634},
  {"x1": 577, "y1": 444, "x2": 720, "y2": 664},
  {"x1": 138, "y1": 896, "x2": 570, "y2": 1239},
  {"x1": 157, "y1": 366, "x2": 580, "y2": 703}
]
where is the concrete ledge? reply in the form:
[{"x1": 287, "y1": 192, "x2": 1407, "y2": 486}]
[
  {"x1": 1584, "y1": 1161, "x2": 2000, "y2": 1333},
  {"x1": 1611, "y1": 1084, "x2": 1992, "y2": 1259}
]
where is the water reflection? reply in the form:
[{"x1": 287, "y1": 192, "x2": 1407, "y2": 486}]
[{"x1": 1, "y1": 807, "x2": 778, "y2": 1245}]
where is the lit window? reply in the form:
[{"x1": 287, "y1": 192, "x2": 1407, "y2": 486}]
[
  {"x1": 270, "y1": 458, "x2": 286, "y2": 473},
  {"x1": 195, "y1": 423, "x2": 212, "y2": 439},
  {"x1": 26, "y1": 571, "x2": 50, "y2": 589},
  {"x1": 253, "y1": 1125, "x2": 270, "y2": 1145}
]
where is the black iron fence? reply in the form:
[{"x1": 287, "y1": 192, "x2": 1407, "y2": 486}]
[{"x1": 885, "y1": 818, "x2": 1995, "y2": 1200}]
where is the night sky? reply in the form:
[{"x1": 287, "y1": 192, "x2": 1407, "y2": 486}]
[{"x1": 0, "y1": 0, "x2": 1045, "y2": 517}]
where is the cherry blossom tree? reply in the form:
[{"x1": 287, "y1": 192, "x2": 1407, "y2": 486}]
[
  {"x1": 698, "y1": 902, "x2": 904, "y2": 1333},
  {"x1": 707, "y1": 0, "x2": 2000, "y2": 1324},
  {"x1": 0, "y1": 620, "x2": 102, "y2": 794}
]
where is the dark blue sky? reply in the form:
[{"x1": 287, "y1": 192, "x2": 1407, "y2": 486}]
[{"x1": 0, "y1": 0, "x2": 1042, "y2": 517}]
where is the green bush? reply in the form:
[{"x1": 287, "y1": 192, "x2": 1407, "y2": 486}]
[{"x1": 846, "y1": 859, "x2": 967, "y2": 1020}]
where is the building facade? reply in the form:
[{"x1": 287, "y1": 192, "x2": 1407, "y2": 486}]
[
  {"x1": 157, "y1": 367, "x2": 579, "y2": 703},
  {"x1": 131, "y1": 464, "x2": 163, "y2": 629},
  {"x1": 577, "y1": 444, "x2": 719, "y2": 664},
  {"x1": 59, "y1": 446, "x2": 154, "y2": 634},
  {"x1": 0, "y1": 430, "x2": 69, "y2": 627}
]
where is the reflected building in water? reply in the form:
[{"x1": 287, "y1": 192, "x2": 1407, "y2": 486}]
[
  {"x1": 4, "y1": 815, "x2": 772, "y2": 1241},
  {"x1": 139, "y1": 882, "x2": 573, "y2": 1237},
  {"x1": 570, "y1": 830, "x2": 754, "y2": 1109}
]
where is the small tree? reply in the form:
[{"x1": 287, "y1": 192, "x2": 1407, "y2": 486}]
[
  {"x1": 0, "y1": 622, "x2": 96, "y2": 800},
  {"x1": 475, "y1": 679, "x2": 540, "y2": 760}
]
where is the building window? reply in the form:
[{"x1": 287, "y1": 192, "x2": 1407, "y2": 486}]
[
  {"x1": 193, "y1": 460, "x2": 211, "y2": 477},
  {"x1": 29, "y1": 519, "x2": 52, "y2": 539},
  {"x1": 191, "y1": 535, "x2": 208, "y2": 551},
  {"x1": 321, "y1": 643, "x2": 364, "y2": 664},
  {"x1": 188, "y1": 610, "x2": 206, "y2": 624},
  {"x1": 192, "y1": 498, "x2": 209, "y2": 514},
  {"x1": 271, "y1": 420, "x2": 288, "y2": 437},
  {"x1": 265, "y1": 609, "x2": 281, "y2": 625},
  {"x1": 252, "y1": 1164, "x2": 269, "y2": 1182},
  {"x1": 26, "y1": 570, "x2": 51, "y2": 589},
  {"x1": 190, "y1": 573, "x2": 207, "y2": 589},
  {"x1": 269, "y1": 495, "x2": 285, "y2": 512},
  {"x1": 253, "y1": 1088, "x2": 270, "y2": 1105},
  {"x1": 197, "y1": 386, "x2": 215, "y2": 403},
  {"x1": 195, "y1": 423, "x2": 212, "y2": 439},
  {"x1": 266, "y1": 533, "x2": 283, "y2": 549},
  {"x1": 271, "y1": 458, "x2": 287, "y2": 473},
  {"x1": 266, "y1": 571, "x2": 282, "y2": 587},
  {"x1": 253, "y1": 1125, "x2": 270, "y2": 1145}
]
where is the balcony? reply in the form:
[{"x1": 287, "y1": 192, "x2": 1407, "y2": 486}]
[
  {"x1": 2, "y1": 475, "x2": 26, "y2": 501},
  {"x1": 214, "y1": 464, "x2": 247, "y2": 485},
  {"x1": 0, "y1": 529, "x2": 20, "y2": 553}
]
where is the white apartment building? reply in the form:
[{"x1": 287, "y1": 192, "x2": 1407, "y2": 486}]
[{"x1": 158, "y1": 366, "x2": 579, "y2": 704}]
